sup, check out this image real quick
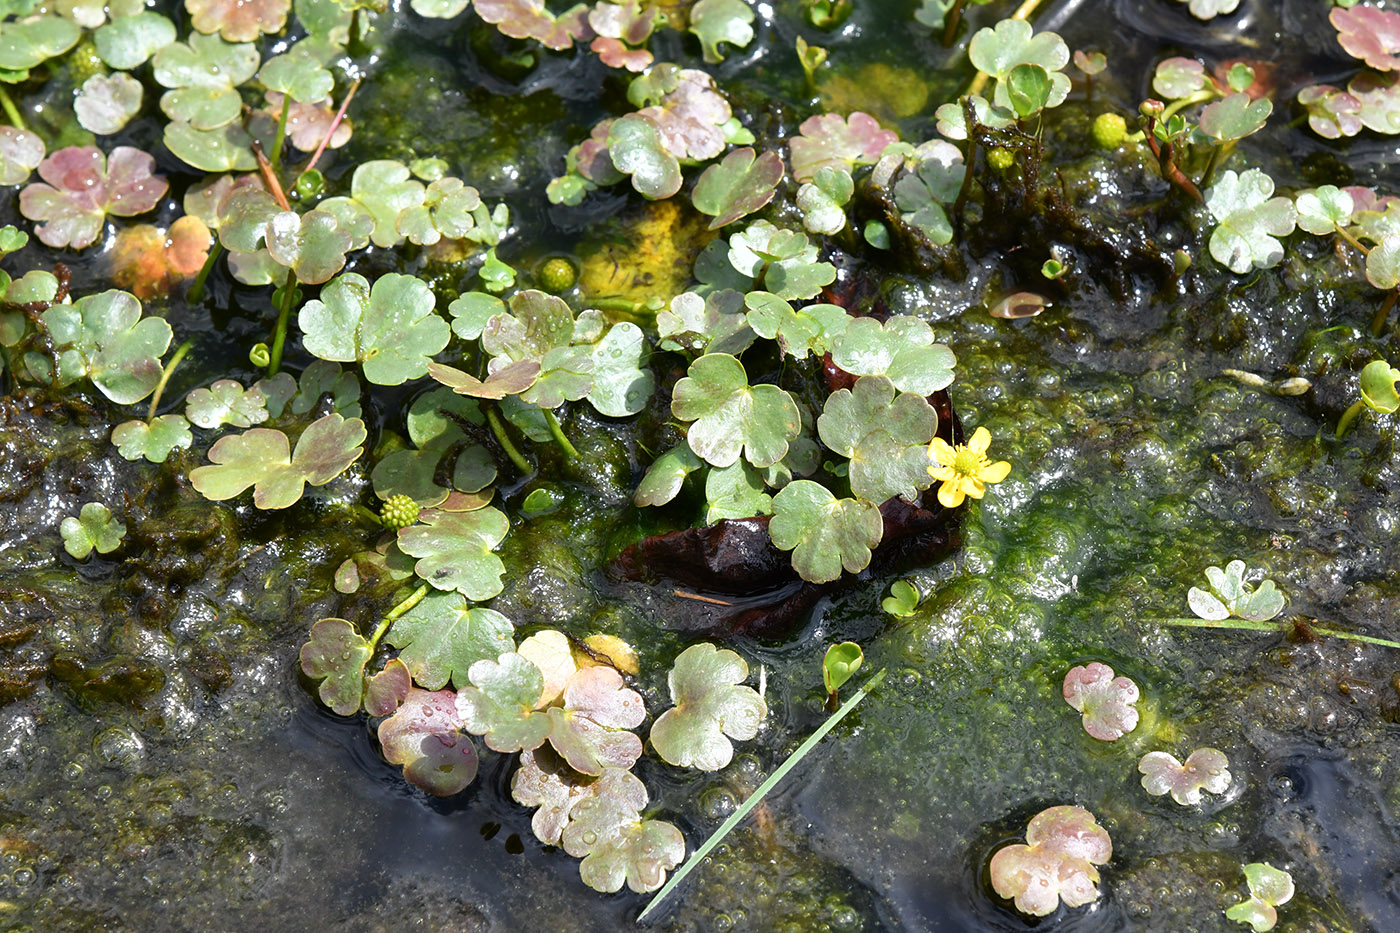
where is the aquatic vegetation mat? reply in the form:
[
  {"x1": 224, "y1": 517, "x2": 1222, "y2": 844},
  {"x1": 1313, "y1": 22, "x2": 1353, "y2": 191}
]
[{"x1": 2, "y1": 0, "x2": 1400, "y2": 929}]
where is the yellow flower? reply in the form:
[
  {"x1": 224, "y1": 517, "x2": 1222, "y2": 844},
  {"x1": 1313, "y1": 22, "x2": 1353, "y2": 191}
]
[{"x1": 927, "y1": 426, "x2": 1011, "y2": 508}]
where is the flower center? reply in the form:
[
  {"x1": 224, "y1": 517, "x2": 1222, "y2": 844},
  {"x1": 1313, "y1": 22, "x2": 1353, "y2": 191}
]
[{"x1": 952, "y1": 447, "x2": 982, "y2": 477}]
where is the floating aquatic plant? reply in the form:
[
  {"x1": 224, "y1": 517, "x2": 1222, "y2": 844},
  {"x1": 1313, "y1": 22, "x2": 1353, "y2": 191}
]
[
  {"x1": 1138, "y1": 747, "x2": 1232, "y2": 805},
  {"x1": 989, "y1": 805, "x2": 1112, "y2": 917},
  {"x1": 60, "y1": 502, "x2": 126, "y2": 559},
  {"x1": 649, "y1": 643, "x2": 766, "y2": 771},
  {"x1": 1225, "y1": 862, "x2": 1294, "y2": 932},
  {"x1": 882, "y1": 579, "x2": 921, "y2": 617},
  {"x1": 19, "y1": 146, "x2": 169, "y2": 249},
  {"x1": 1204, "y1": 170, "x2": 1297, "y2": 275},
  {"x1": 379, "y1": 687, "x2": 480, "y2": 796},
  {"x1": 188, "y1": 413, "x2": 367, "y2": 510},
  {"x1": 1062, "y1": 662, "x2": 1140, "y2": 741},
  {"x1": 1187, "y1": 560, "x2": 1285, "y2": 622}
]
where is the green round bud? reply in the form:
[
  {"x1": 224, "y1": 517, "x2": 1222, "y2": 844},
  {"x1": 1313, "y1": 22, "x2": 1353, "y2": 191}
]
[
  {"x1": 249, "y1": 343, "x2": 271, "y2": 367},
  {"x1": 538, "y1": 257, "x2": 577, "y2": 294},
  {"x1": 1092, "y1": 113, "x2": 1128, "y2": 149},
  {"x1": 380, "y1": 494, "x2": 421, "y2": 530},
  {"x1": 987, "y1": 148, "x2": 1014, "y2": 171}
]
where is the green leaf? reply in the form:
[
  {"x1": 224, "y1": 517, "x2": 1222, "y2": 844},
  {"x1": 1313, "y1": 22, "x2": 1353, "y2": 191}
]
[
  {"x1": 830, "y1": 316, "x2": 956, "y2": 395},
  {"x1": 59, "y1": 501, "x2": 125, "y2": 559},
  {"x1": 300, "y1": 272, "x2": 450, "y2": 385},
  {"x1": 607, "y1": 115, "x2": 682, "y2": 199},
  {"x1": 727, "y1": 221, "x2": 835, "y2": 301},
  {"x1": 447, "y1": 291, "x2": 506, "y2": 340},
  {"x1": 585, "y1": 322, "x2": 654, "y2": 416},
  {"x1": 881, "y1": 579, "x2": 920, "y2": 616},
  {"x1": 1199, "y1": 93, "x2": 1272, "y2": 142},
  {"x1": 822, "y1": 642, "x2": 863, "y2": 694},
  {"x1": 396, "y1": 177, "x2": 484, "y2": 245},
  {"x1": 1006, "y1": 63, "x2": 1053, "y2": 118},
  {"x1": 189, "y1": 414, "x2": 367, "y2": 509},
  {"x1": 1360, "y1": 359, "x2": 1400, "y2": 414},
  {"x1": 796, "y1": 166, "x2": 853, "y2": 236},
  {"x1": 655, "y1": 290, "x2": 755, "y2": 355},
  {"x1": 266, "y1": 209, "x2": 352, "y2": 285},
  {"x1": 0, "y1": 15, "x2": 81, "y2": 70},
  {"x1": 258, "y1": 52, "x2": 333, "y2": 103},
  {"x1": 634, "y1": 444, "x2": 705, "y2": 507},
  {"x1": 671, "y1": 353, "x2": 801, "y2": 468},
  {"x1": 456, "y1": 651, "x2": 553, "y2": 752},
  {"x1": 768, "y1": 480, "x2": 883, "y2": 583},
  {"x1": 968, "y1": 18, "x2": 1071, "y2": 112},
  {"x1": 482, "y1": 289, "x2": 574, "y2": 362},
  {"x1": 571, "y1": 808, "x2": 685, "y2": 894},
  {"x1": 743, "y1": 292, "x2": 849, "y2": 360},
  {"x1": 386, "y1": 591, "x2": 515, "y2": 690},
  {"x1": 546, "y1": 666, "x2": 645, "y2": 775},
  {"x1": 42, "y1": 290, "x2": 172, "y2": 404},
  {"x1": 348, "y1": 160, "x2": 425, "y2": 248},
  {"x1": 93, "y1": 12, "x2": 174, "y2": 69},
  {"x1": 377, "y1": 688, "x2": 479, "y2": 796},
  {"x1": 691, "y1": 148, "x2": 783, "y2": 230},
  {"x1": 299, "y1": 617, "x2": 370, "y2": 716},
  {"x1": 650, "y1": 643, "x2": 766, "y2": 771},
  {"x1": 1365, "y1": 235, "x2": 1400, "y2": 290},
  {"x1": 185, "y1": 379, "x2": 270, "y2": 429},
  {"x1": 164, "y1": 121, "x2": 257, "y2": 172},
  {"x1": 152, "y1": 34, "x2": 260, "y2": 130},
  {"x1": 1187, "y1": 559, "x2": 1286, "y2": 622},
  {"x1": 397, "y1": 506, "x2": 510, "y2": 599},
  {"x1": 111, "y1": 415, "x2": 193, "y2": 463},
  {"x1": 1205, "y1": 169, "x2": 1297, "y2": 274},
  {"x1": 513, "y1": 748, "x2": 646, "y2": 846},
  {"x1": 893, "y1": 141, "x2": 965, "y2": 247},
  {"x1": 1226, "y1": 862, "x2": 1293, "y2": 932},
  {"x1": 817, "y1": 375, "x2": 938, "y2": 504},
  {"x1": 704, "y1": 460, "x2": 772, "y2": 521},
  {"x1": 688, "y1": 0, "x2": 754, "y2": 64}
]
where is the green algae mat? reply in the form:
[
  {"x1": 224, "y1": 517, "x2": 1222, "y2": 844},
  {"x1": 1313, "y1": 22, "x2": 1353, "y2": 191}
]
[{"x1": 1, "y1": 0, "x2": 1399, "y2": 929}]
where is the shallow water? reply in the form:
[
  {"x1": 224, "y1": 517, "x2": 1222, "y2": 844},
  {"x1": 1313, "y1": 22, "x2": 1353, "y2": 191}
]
[{"x1": 2, "y1": 0, "x2": 1400, "y2": 931}]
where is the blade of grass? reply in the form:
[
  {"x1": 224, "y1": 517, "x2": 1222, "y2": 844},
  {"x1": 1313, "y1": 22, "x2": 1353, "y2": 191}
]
[
  {"x1": 1159, "y1": 617, "x2": 1400, "y2": 650},
  {"x1": 638, "y1": 668, "x2": 887, "y2": 925}
]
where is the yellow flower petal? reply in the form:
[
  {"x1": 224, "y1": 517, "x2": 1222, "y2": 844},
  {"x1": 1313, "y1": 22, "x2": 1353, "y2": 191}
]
[
  {"x1": 967, "y1": 426, "x2": 991, "y2": 454},
  {"x1": 937, "y1": 479, "x2": 965, "y2": 508},
  {"x1": 978, "y1": 459, "x2": 1011, "y2": 484},
  {"x1": 928, "y1": 463, "x2": 956, "y2": 481},
  {"x1": 928, "y1": 436, "x2": 956, "y2": 465}
]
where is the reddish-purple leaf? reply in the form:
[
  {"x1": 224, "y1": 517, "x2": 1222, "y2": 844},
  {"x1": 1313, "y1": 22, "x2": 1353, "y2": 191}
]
[
  {"x1": 19, "y1": 145, "x2": 168, "y2": 249},
  {"x1": 186, "y1": 0, "x2": 290, "y2": 42},
  {"x1": 1331, "y1": 5, "x2": 1400, "y2": 72},
  {"x1": 1138, "y1": 747, "x2": 1232, "y2": 805},
  {"x1": 377, "y1": 687, "x2": 479, "y2": 796},
  {"x1": 365, "y1": 658, "x2": 413, "y2": 717},
  {"x1": 789, "y1": 112, "x2": 897, "y2": 184}
]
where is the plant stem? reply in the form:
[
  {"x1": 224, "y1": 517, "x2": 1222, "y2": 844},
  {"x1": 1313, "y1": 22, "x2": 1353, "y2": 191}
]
[
  {"x1": 638, "y1": 669, "x2": 886, "y2": 925},
  {"x1": 367, "y1": 583, "x2": 429, "y2": 653},
  {"x1": 306, "y1": 78, "x2": 361, "y2": 175},
  {"x1": 1333, "y1": 223, "x2": 1369, "y2": 257},
  {"x1": 187, "y1": 242, "x2": 223, "y2": 304},
  {"x1": 941, "y1": 0, "x2": 968, "y2": 46},
  {"x1": 1196, "y1": 144, "x2": 1222, "y2": 192},
  {"x1": 269, "y1": 94, "x2": 291, "y2": 176},
  {"x1": 1160, "y1": 89, "x2": 1216, "y2": 122},
  {"x1": 1370, "y1": 287, "x2": 1398, "y2": 336},
  {"x1": 486, "y1": 403, "x2": 532, "y2": 475},
  {"x1": 147, "y1": 339, "x2": 195, "y2": 420},
  {"x1": 542, "y1": 409, "x2": 579, "y2": 460},
  {"x1": 1335, "y1": 399, "x2": 1365, "y2": 439},
  {"x1": 1158, "y1": 617, "x2": 1400, "y2": 651},
  {"x1": 0, "y1": 85, "x2": 24, "y2": 131},
  {"x1": 267, "y1": 270, "x2": 297, "y2": 376}
]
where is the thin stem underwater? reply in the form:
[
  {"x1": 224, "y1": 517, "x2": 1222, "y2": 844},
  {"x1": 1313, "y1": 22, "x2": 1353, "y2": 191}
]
[
  {"x1": 486, "y1": 403, "x2": 532, "y2": 475},
  {"x1": 147, "y1": 339, "x2": 195, "y2": 420},
  {"x1": 0, "y1": 86, "x2": 25, "y2": 131},
  {"x1": 638, "y1": 669, "x2": 887, "y2": 925}
]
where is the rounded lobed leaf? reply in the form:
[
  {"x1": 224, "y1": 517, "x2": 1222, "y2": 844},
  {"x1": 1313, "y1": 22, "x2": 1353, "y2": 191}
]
[
  {"x1": 1062, "y1": 662, "x2": 1140, "y2": 741},
  {"x1": 607, "y1": 114, "x2": 682, "y2": 200},
  {"x1": 768, "y1": 480, "x2": 883, "y2": 583},
  {"x1": 377, "y1": 688, "x2": 479, "y2": 796},
  {"x1": 298, "y1": 618, "x2": 370, "y2": 716},
  {"x1": 547, "y1": 666, "x2": 645, "y2": 775},
  {"x1": 74, "y1": 73, "x2": 143, "y2": 136},
  {"x1": 397, "y1": 507, "x2": 510, "y2": 600},
  {"x1": 455, "y1": 652, "x2": 553, "y2": 753},
  {"x1": 0, "y1": 126, "x2": 44, "y2": 186},
  {"x1": 1138, "y1": 747, "x2": 1232, "y2": 806},
  {"x1": 989, "y1": 805, "x2": 1111, "y2": 917},
  {"x1": 649, "y1": 642, "x2": 766, "y2": 771},
  {"x1": 671, "y1": 353, "x2": 801, "y2": 468},
  {"x1": 299, "y1": 272, "x2": 450, "y2": 385},
  {"x1": 384, "y1": 591, "x2": 515, "y2": 690},
  {"x1": 110, "y1": 415, "x2": 193, "y2": 463},
  {"x1": 189, "y1": 414, "x2": 366, "y2": 509},
  {"x1": 1205, "y1": 169, "x2": 1298, "y2": 274},
  {"x1": 59, "y1": 501, "x2": 126, "y2": 559},
  {"x1": 691, "y1": 147, "x2": 784, "y2": 230}
]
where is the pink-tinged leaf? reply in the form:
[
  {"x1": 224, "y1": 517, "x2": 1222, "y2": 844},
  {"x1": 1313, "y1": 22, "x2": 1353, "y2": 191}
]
[
  {"x1": 476, "y1": 0, "x2": 592, "y2": 50},
  {"x1": 990, "y1": 805, "x2": 1111, "y2": 917},
  {"x1": 1138, "y1": 747, "x2": 1232, "y2": 806},
  {"x1": 0, "y1": 126, "x2": 44, "y2": 186},
  {"x1": 692, "y1": 147, "x2": 783, "y2": 230},
  {"x1": 364, "y1": 658, "x2": 413, "y2": 717},
  {"x1": 516, "y1": 629, "x2": 577, "y2": 709},
  {"x1": 637, "y1": 69, "x2": 732, "y2": 161},
  {"x1": 1297, "y1": 85, "x2": 1363, "y2": 140},
  {"x1": 377, "y1": 687, "x2": 479, "y2": 796},
  {"x1": 512, "y1": 746, "x2": 646, "y2": 845},
  {"x1": 185, "y1": 0, "x2": 290, "y2": 42},
  {"x1": 546, "y1": 665, "x2": 645, "y2": 776},
  {"x1": 789, "y1": 112, "x2": 897, "y2": 184},
  {"x1": 588, "y1": 0, "x2": 657, "y2": 44},
  {"x1": 591, "y1": 37, "x2": 652, "y2": 71},
  {"x1": 1331, "y1": 5, "x2": 1400, "y2": 72},
  {"x1": 19, "y1": 145, "x2": 168, "y2": 249},
  {"x1": 109, "y1": 216, "x2": 212, "y2": 299},
  {"x1": 1062, "y1": 662, "x2": 1140, "y2": 741},
  {"x1": 427, "y1": 359, "x2": 540, "y2": 399},
  {"x1": 264, "y1": 92, "x2": 352, "y2": 152}
]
